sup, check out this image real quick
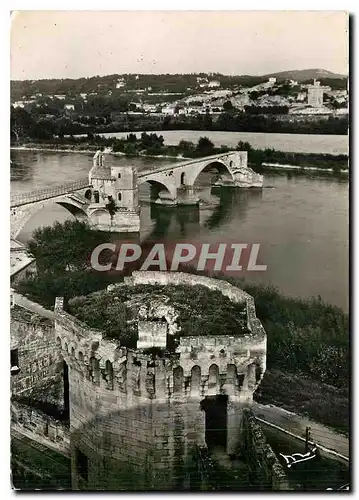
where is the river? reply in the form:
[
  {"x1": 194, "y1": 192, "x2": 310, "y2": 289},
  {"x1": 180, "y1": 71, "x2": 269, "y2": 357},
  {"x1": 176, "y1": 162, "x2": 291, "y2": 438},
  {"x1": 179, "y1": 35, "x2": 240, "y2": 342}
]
[
  {"x1": 10, "y1": 149, "x2": 349, "y2": 311},
  {"x1": 98, "y1": 130, "x2": 349, "y2": 155}
]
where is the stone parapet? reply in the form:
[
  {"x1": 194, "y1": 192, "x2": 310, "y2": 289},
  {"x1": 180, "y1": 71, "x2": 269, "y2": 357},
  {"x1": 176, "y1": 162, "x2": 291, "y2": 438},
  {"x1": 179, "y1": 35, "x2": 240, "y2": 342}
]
[
  {"x1": 54, "y1": 272, "x2": 266, "y2": 402},
  {"x1": 241, "y1": 409, "x2": 291, "y2": 490},
  {"x1": 11, "y1": 399, "x2": 70, "y2": 457}
]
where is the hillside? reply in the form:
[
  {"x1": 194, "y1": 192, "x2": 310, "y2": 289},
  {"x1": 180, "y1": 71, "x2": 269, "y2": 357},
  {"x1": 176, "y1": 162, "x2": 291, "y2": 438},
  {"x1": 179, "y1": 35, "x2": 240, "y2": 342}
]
[
  {"x1": 11, "y1": 69, "x2": 347, "y2": 100},
  {"x1": 263, "y1": 68, "x2": 347, "y2": 81}
]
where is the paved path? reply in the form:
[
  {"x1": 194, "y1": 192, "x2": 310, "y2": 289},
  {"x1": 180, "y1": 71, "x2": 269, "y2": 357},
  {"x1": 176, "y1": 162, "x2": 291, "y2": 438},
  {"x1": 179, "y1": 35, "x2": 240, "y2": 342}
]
[
  {"x1": 252, "y1": 402, "x2": 349, "y2": 460},
  {"x1": 12, "y1": 291, "x2": 55, "y2": 320}
]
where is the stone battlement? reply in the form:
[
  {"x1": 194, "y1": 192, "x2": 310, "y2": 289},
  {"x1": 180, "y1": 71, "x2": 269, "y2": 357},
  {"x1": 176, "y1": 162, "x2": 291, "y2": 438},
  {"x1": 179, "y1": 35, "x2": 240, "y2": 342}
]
[
  {"x1": 54, "y1": 272, "x2": 266, "y2": 403},
  {"x1": 122, "y1": 271, "x2": 266, "y2": 337}
]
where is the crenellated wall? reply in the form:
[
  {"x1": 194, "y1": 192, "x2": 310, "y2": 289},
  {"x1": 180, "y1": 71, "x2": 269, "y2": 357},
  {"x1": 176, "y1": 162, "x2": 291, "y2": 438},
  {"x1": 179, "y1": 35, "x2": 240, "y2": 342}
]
[{"x1": 53, "y1": 271, "x2": 267, "y2": 490}]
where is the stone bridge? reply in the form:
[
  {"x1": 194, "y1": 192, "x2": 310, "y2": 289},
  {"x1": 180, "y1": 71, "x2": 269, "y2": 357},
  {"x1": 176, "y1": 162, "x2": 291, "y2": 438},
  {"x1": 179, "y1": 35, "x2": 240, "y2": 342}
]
[
  {"x1": 10, "y1": 180, "x2": 91, "y2": 239},
  {"x1": 10, "y1": 151, "x2": 263, "y2": 236},
  {"x1": 138, "y1": 151, "x2": 263, "y2": 204}
]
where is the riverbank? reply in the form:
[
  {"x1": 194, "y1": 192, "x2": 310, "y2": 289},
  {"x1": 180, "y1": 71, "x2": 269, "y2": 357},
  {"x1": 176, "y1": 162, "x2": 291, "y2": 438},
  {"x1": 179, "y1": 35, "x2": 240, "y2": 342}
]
[
  {"x1": 255, "y1": 369, "x2": 349, "y2": 435},
  {"x1": 11, "y1": 133, "x2": 349, "y2": 174},
  {"x1": 260, "y1": 163, "x2": 348, "y2": 175},
  {"x1": 11, "y1": 145, "x2": 184, "y2": 161}
]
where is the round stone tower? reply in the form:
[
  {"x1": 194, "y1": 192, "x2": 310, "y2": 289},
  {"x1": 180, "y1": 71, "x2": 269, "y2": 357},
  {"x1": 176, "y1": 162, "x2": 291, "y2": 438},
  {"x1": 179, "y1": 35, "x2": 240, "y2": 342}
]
[{"x1": 54, "y1": 272, "x2": 266, "y2": 490}]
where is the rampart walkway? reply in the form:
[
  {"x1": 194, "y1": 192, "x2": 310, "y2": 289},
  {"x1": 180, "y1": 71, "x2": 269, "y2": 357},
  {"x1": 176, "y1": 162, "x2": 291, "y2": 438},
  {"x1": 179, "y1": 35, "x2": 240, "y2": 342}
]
[{"x1": 252, "y1": 402, "x2": 349, "y2": 461}]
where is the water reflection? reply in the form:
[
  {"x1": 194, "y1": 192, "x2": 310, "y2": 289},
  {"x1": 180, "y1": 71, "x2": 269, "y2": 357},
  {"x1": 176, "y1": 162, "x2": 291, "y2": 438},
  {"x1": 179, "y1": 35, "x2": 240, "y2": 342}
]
[
  {"x1": 10, "y1": 150, "x2": 349, "y2": 310},
  {"x1": 10, "y1": 151, "x2": 38, "y2": 182},
  {"x1": 205, "y1": 188, "x2": 263, "y2": 230},
  {"x1": 147, "y1": 204, "x2": 201, "y2": 240}
]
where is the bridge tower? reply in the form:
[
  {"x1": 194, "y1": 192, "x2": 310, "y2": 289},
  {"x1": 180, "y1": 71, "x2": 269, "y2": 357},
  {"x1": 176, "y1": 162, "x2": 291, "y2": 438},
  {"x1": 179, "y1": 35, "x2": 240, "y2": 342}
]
[{"x1": 88, "y1": 160, "x2": 140, "y2": 233}]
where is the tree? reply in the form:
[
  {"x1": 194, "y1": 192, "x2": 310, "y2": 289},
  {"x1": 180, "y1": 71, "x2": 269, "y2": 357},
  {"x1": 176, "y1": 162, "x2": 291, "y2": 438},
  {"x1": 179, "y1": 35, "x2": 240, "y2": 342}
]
[
  {"x1": 236, "y1": 141, "x2": 253, "y2": 152},
  {"x1": 16, "y1": 270, "x2": 120, "y2": 310},
  {"x1": 10, "y1": 107, "x2": 35, "y2": 143},
  {"x1": 223, "y1": 100, "x2": 234, "y2": 112},
  {"x1": 27, "y1": 219, "x2": 111, "y2": 275},
  {"x1": 203, "y1": 110, "x2": 213, "y2": 130},
  {"x1": 126, "y1": 133, "x2": 137, "y2": 143},
  {"x1": 140, "y1": 132, "x2": 164, "y2": 149},
  {"x1": 105, "y1": 196, "x2": 118, "y2": 219},
  {"x1": 196, "y1": 137, "x2": 215, "y2": 156},
  {"x1": 178, "y1": 140, "x2": 195, "y2": 155}
]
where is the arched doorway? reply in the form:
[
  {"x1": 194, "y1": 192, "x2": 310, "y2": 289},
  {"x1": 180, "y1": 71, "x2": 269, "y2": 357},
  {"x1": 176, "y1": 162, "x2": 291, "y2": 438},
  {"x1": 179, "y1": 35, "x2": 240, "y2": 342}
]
[
  {"x1": 200, "y1": 394, "x2": 228, "y2": 450},
  {"x1": 180, "y1": 172, "x2": 186, "y2": 186}
]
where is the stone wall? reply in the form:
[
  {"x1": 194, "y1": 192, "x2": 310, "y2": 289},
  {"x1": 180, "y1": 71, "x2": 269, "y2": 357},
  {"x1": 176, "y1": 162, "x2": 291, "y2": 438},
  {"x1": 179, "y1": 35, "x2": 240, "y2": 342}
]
[
  {"x1": 11, "y1": 304, "x2": 64, "y2": 408},
  {"x1": 87, "y1": 206, "x2": 140, "y2": 233},
  {"x1": 10, "y1": 260, "x2": 37, "y2": 287},
  {"x1": 241, "y1": 409, "x2": 291, "y2": 491},
  {"x1": 11, "y1": 399, "x2": 70, "y2": 456}
]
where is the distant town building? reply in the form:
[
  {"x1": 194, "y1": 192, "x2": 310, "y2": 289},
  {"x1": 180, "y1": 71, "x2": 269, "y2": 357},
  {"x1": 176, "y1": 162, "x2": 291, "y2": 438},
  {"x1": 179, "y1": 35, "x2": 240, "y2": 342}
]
[
  {"x1": 268, "y1": 77, "x2": 277, "y2": 85},
  {"x1": 161, "y1": 105, "x2": 176, "y2": 115},
  {"x1": 12, "y1": 101, "x2": 25, "y2": 108},
  {"x1": 307, "y1": 79, "x2": 331, "y2": 108},
  {"x1": 296, "y1": 92, "x2": 307, "y2": 102},
  {"x1": 12, "y1": 100, "x2": 35, "y2": 108},
  {"x1": 116, "y1": 78, "x2": 126, "y2": 89},
  {"x1": 208, "y1": 80, "x2": 221, "y2": 88},
  {"x1": 142, "y1": 104, "x2": 158, "y2": 113},
  {"x1": 64, "y1": 104, "x2": 75, "y2": 111}
]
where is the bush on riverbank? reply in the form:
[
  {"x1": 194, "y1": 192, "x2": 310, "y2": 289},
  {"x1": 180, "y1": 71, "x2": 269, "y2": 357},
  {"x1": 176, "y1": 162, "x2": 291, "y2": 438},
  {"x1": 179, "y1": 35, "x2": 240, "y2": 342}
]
[
  {"x1": 12, "y1": 132, "x2": 348, "y2": 172},
  {"x1": 255, "y1": 369, "x2": 349, "y2": 434},
  {"x1": 16, "y1": 270, "x2": 121, "y2": 310},
  {"x1": 217, "y1": 275, "x2": 349, "y2": 389},
  {"x1": 236, "y1": 141, "x2": 348, "y2": 172},
  {"x1": 26, "y1": 220, "x2": 112, "y2": 274}
]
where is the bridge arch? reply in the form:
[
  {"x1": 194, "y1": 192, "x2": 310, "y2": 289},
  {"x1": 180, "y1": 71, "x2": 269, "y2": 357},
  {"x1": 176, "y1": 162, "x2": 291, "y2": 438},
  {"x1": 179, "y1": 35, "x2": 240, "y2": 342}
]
[
  {"x1": 189, "y1": 160, "x2": 235, "y2": 187},
  {"x1": 138, "y1": 178, "x2": 176, "y2": 202},
  {"x1": 11, "y1": 198, "x2": 88, "y2": 240}
]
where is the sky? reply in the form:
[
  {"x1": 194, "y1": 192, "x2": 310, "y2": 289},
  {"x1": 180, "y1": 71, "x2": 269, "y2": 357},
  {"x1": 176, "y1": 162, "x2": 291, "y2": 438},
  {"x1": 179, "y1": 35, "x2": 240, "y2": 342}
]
[{"x1": 10, "y1": 10, "x2": 349, "y2": 80}]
